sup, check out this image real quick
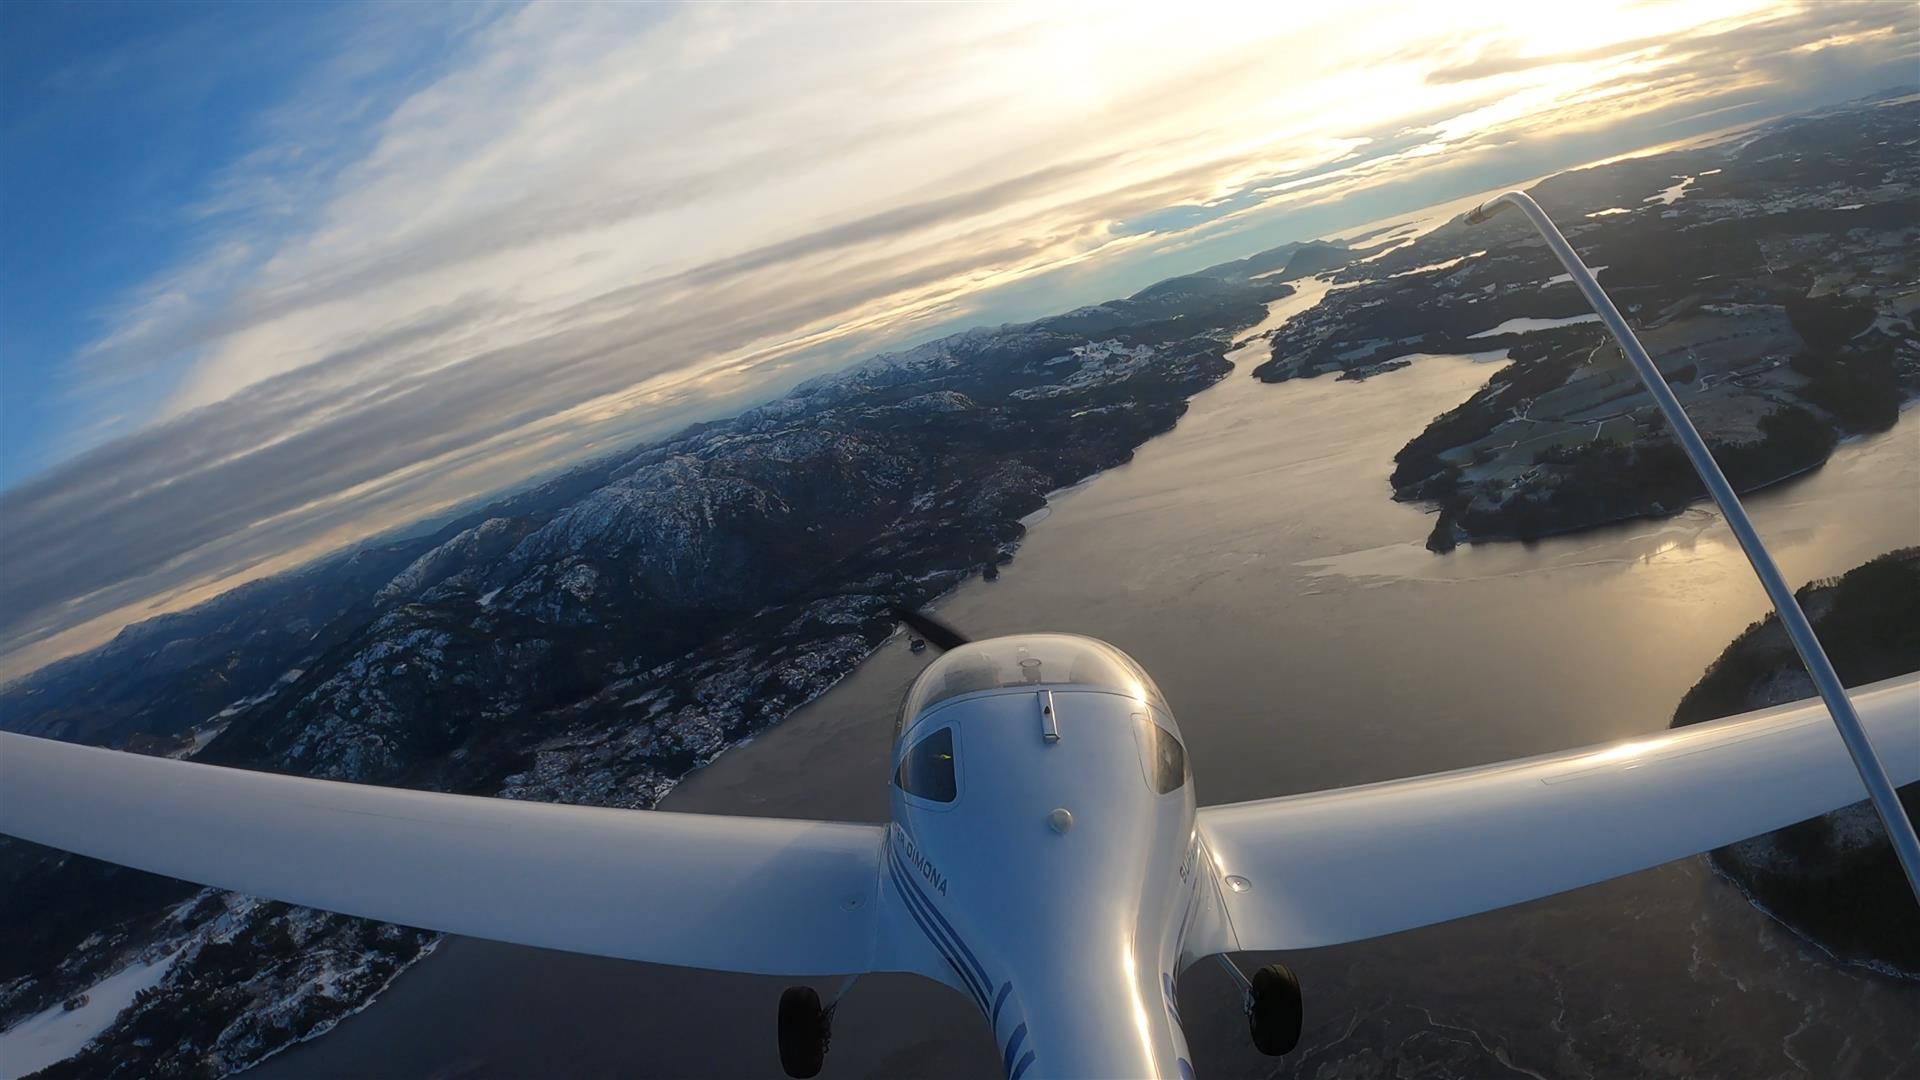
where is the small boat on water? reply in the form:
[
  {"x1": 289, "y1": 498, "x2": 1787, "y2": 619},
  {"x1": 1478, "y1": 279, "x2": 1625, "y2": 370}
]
[{"x1": 908, "y1": 636, "x2": 927, "y2": 653}]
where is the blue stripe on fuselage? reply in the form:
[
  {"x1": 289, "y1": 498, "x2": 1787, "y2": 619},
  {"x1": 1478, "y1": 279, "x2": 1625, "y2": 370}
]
[
  {"x1": 1001, "y1": 1023, "x2": 1028, "y2": 1078},
  {"x1": 887, "y1": 836, "x2": 994, "y2": 993},
  {"x1": 886, "y1": 857, "x2": 989, "y2": 1011},
  {"x1": 888, "y1": 830, "x2": 1038, "y2": 1078}
]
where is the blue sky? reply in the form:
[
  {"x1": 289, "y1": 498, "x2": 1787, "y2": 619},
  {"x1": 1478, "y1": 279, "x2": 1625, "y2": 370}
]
[
  {"x1": 2, "y1": 1, "x2": 491, "y2": 482},
  {"x1": 2, "y1": 1, "x2": 274, "y2": 481},
  {"x1": 0, "y1": 0, "x2": 1913, "y2": 678}
]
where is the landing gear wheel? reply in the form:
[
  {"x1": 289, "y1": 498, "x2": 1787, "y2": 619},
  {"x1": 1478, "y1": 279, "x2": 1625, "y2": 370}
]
[
  {"x1": 1247, "y1": 962, "x2": 1303, "y2": 1056},
  {"x1": 777, "y1": 986, "x2": 832, "y2": 1078}
]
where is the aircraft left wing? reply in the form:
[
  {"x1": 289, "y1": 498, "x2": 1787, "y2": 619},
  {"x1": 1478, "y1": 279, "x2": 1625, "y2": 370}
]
[
  {"x1": 1197, "y1": 673, "x2": 1920, "y2": 954},
  {"x1": 0, "y1": 732, "x2": 882, "y2": 976}
]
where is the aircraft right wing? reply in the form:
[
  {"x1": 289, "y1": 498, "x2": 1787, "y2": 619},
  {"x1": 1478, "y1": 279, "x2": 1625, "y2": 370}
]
[
  {"x1": 1197, "y1": 673, "x2": 1920, "y2": 954},
  {"x1": 0, "y1": 731, "x2": 883, "y2": 977}
]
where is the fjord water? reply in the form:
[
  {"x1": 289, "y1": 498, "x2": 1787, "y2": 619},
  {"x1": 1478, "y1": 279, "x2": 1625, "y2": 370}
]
[{"x1": 255, "y1": 282, "x2": 1919, "y2": 1078}]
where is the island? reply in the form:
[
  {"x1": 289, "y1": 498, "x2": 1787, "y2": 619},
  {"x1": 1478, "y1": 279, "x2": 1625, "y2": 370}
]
[
  {"x1": 1672, "y1": 547, "x2": 1920, "y2": 977},
  {"x1": 1252, "y1": 95, "x2": 1920, "y2": 552}
]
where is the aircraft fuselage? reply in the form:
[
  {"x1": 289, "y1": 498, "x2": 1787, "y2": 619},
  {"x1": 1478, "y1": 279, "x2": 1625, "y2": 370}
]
[{"x1": 881, "y1": 634, "x2": 1233, "y2": 1080}]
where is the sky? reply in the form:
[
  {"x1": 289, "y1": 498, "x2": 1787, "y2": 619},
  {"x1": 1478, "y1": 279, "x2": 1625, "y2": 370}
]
[{"x1": 0, "y1": 0, "x2": 1914, "y2": 682}]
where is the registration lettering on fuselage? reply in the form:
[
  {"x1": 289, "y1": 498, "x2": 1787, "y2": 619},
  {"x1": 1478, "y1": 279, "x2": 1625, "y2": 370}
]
[{"x1": 893, "y1": 825, "x2": 949, "y2": 897}]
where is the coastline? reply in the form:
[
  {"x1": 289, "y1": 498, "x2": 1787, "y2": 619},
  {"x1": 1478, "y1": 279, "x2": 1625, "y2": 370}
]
[
  {"x1": 1671, "y1": 546, "x2": 1920, "y2": 980},
  {"x1": 1707, "y1": 858, "x2": 1920, "y2": 982},
  {"x1": 1427, "y1": 452, "x2": 1838, "y2": 551},
  {"x1": 232, "y1": 937, "x2": 443, "y2": 1077}
]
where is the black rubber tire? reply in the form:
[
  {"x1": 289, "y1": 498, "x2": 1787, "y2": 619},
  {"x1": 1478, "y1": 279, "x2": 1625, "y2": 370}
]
[
  {"x1": 777, "y1": 986, "x2": 830, "y2": 1078},
  {"x1": 1248, "y1": 963, "x2": 1303, "y2": 1056}
]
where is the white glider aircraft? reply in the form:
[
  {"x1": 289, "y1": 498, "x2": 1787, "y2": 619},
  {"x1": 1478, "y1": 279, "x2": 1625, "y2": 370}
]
[
  {"x1": 6, "y1": 196, "x2": 1920, "y2": 1078},
  {"x1": 3, "y1": 624, "x2": 1916, "y2": 1079}
]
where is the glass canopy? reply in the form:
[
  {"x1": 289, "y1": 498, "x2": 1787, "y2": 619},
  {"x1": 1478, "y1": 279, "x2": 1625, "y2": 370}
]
[{"x1": 901, "y1": 633, "x2": 1167, "y2": 726}]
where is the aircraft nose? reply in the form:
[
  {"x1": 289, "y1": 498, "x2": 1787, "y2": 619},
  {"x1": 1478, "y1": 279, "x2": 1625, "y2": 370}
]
[{"x1": 890, "y1": 688, "x2": 1198, "y2": 1076}]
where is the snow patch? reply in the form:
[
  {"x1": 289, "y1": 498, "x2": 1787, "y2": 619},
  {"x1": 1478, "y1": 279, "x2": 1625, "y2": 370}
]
[
  {"x1": 1388, "y1": 250, "x2": 1485, "y2": 279},
  {"x1": 1467, "y1": 314, "x2": 1602, "y2": 339},
  {"x1": 211, "y1": 668, "x2": 304, "y2": 719},
  {"x1": 169, "y1": 721, "x2": 232, "y2": 759},
  {"x1": 1541, "y1": 265, "x2": 1608, "y2": 287},
  {"x1": 0, "y1": 949, "x2": 183, "y2": 1079}
]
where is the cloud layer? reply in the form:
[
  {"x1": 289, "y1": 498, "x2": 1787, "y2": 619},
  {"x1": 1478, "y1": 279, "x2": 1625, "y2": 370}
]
[{"x1": 2, "y1": 0, "x2": 1914, "y2": 679}]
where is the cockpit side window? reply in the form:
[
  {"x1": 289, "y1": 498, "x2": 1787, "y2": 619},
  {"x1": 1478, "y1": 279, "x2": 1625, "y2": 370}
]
[
  {"x1": 895, "y1": 726, "x2": 957, "y2": 802},
  {"x1": 1142, "y1": 719, "x2": 1187, "y2": 794}
]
